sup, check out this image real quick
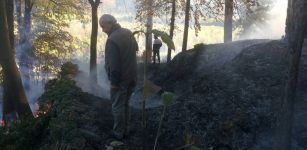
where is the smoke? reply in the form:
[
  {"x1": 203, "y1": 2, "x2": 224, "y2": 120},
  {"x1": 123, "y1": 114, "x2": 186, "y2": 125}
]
[
  {"x1": 15, "y1": 43, "x2": 45, "y2": 112},
  {"x1": 238, "y1": 0, "x2": 288, "y2": 40},
  {"x1": 25, "y1": 80, "x2": 44, "y2": 112},
  {"x1": 71, "y1": 54, "x2": 110, "y2": 99},
  {"x1": 68, "y1": 20, "x2": 113, "y2": 99},
  {"x1": 0, "y1": 43, "x2": 44, "y2": 117},
  {"x1": 97, "y1": 61, "x2": 111, "y2": 98}
]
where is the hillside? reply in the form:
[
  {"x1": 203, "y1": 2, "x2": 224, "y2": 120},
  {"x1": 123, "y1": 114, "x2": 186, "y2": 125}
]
[
  {"x1": 148, "y1": 39, "x2": 307, "y2": 150},
  {"x1": 1, "y1": 39, "x2": 307, "y2": 150}
]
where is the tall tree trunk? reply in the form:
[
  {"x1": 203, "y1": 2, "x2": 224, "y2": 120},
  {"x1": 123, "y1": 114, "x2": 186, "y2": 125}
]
[
  {"x1": 15, "y1": 0, "x2": 22, "y2": 43},
  {"x1": 6, "y1": 0, "x2": 14, "y2": 50},
  {"x1": 273, "y1": 0, "x2": 307, "y2": 150},
  {"x1": 146, "y1": 0, "x2": 153, "y2": 63},
  {"x1": 167, "y1": 0, "x2": 176, "y2": 62},
  {"x1": 24, "y1": 0, "x2": 32, "y2": 40},
  {"x1": 182, "y1": 0, "x2": 190, "y2": 52},
  {"x1": 89, "y1": 0, "x2": 100, "y2": 83},
  {"x1": 18, "y1": 0, "x2": 34, "y2": 92},
  {"x1": 224, "y1": 0, "x2": 233, "y2": 43},
  {"x1": 0, "y1": 0, "x2": 33, "y2": 120},
  {"x1": 3, "y1": 0, "x2": 17, "y2": 122}
]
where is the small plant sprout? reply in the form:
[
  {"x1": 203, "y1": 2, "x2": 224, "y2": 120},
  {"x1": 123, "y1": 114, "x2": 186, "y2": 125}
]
[
  {"x1": 153, "y1": 92, "x2": 174, "y2": 150},
  {"x1": 162, "y1": 92, "x2": 174, "y2": 106}
]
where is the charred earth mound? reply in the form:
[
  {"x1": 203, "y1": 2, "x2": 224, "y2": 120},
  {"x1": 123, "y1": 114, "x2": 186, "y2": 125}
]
[
  {"x1": 148, "y1": 39, "x2": 307, "y2": 150},
  {"x1": 1, "y1": 39, "x2": 307, "y2": 150}
]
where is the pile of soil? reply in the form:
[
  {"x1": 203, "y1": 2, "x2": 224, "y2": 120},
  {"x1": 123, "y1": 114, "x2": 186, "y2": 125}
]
[
  {"x1": 2, "y1": 39, "x2": 307, "y2": 150},
  {"x1": 148, "y1": 39, "x2": 307, "y2": 150}
]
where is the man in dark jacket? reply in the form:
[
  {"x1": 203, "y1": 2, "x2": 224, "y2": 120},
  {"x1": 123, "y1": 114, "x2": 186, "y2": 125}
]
[{"x1": 99, "y1": 14, "x2": 138, "y2": 139}]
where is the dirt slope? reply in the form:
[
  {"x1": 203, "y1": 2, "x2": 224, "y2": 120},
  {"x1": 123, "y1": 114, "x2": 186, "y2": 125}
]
[
  {"x1": 3, "y1": 39, "x2": 306, "y2": 150},
  {"x1": 147, "y1": 39, "x2": 307, "y2": 150}
]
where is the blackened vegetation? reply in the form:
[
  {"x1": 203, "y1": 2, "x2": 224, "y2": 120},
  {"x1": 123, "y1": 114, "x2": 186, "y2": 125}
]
[
  {"x1": 0, "y1": 63, "x2": 112, "y2": 150},
  {"x1": 1, "y1": 40, "x2": 307, "y2": 149},
  {"x1": 150, "y1": 40, "x2": 307, "y2": 149}
]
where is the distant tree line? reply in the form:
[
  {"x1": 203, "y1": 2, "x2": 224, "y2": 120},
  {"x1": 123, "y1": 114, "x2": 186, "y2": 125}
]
[
  {"x1": 0, "y1": 5, "x2": 306, "y2": 150},
  {"x1": 136, "y1": 0, "x2": 272, "y2": 62}
]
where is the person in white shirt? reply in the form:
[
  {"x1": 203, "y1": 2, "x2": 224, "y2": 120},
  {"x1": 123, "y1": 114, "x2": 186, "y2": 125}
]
[{"x1": 153, "y1": 35, "x2": 162, "y2": 64}]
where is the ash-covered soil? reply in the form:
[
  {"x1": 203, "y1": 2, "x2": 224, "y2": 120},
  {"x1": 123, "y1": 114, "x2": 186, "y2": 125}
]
[
  {"x1": 148, "y1": 39, "x2": 307, "y2": 150},
  {"x1": 2, "y1": 39, "x2": 307, "y2": 150}
]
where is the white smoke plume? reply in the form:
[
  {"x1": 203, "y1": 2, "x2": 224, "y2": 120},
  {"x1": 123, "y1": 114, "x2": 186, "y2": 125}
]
[
  {"x1": 238, "y1": 0, "x2": 288, "y2": 40},
  {"x1": 72, "y1": 54, "x2": 110, "y2": 99},
  {"x1": 15, "y1": 43, "x2": 45, "y2": 112}
]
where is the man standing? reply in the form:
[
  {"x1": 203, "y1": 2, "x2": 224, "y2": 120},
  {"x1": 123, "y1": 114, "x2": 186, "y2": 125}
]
[
  {"x1": 153, "y1": 35, "x2": 162, "y2": 64},
  {"x1": 99, "y1": 14, "x2": 138, "y2": 139}
]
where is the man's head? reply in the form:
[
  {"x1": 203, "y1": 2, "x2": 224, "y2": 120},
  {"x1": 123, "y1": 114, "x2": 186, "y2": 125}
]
[
  {"x1": 99, "y1": 14, "x2": 117, "y2": 34},
  {"x1": 154, "y1": 35, "x2": 158, "y2": 39}
]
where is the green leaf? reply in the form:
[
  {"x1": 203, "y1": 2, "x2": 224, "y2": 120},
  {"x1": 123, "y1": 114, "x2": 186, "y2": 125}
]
[
  {"x1": 162, "y1": 92, "x2": 174, "y2": 106},
  {"x1": 110, "y1": 141, "x2": 124, "y2": 147},
  {"x1": 132, "y1": 30, "x2": 146, "y2": 36},
  {"x1": 152, "y1": 29, "x2": 175, "y2": 50}
]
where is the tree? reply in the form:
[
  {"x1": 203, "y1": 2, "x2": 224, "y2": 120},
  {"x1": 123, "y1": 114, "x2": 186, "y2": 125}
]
[
  {"x1": 23, "y1": 0, "x2": 34, "y2": 46},
  {"x1": 199, "y1": 0, "x2": 271, "y2": 39},
  {"x1": 182, "y1": 0, "x2": 190, "y2": 52},
  {"x1": 32, "y1": 0, "x2": 88, "y2": 75},
  {"x1": 224, "y1": 0, "x2": 233, "y2": 43},
  {"x1": 234, "y1": 0, "x2": 272, "y2": 37},
  {"x1": 2, "y1": 0, "x2": 17, "y2": 122},
  {"x1": 167, "y1": 0, "x2": 176, "y2": 62},
  {"x1": 88, "y1": 0, "x2": 100, "y2": 83},
  {"x1": 15, "y1": 0, "x2": 22, "y2": 43},
  {"x1": 17, "y1": 0, "x2": 88, "y2": 76},
  {"x1": 6, "y1": 0, "x2": 14, "y2": 49},
  {"x1": 0, "y1": 0, "x2": 33, "y2": 121},
  {"x1": 273, "y1": 0, "x2": 307, "y2": 150},
  {"x1": 136, "y1": 0, "x2": 179, "y2": 62},
  {"x1": 16, "y1": 0, "x2": 34, "y2": 92},
  {"x1": 146, "y1": 0, "x2": 154, "y2": 63}
]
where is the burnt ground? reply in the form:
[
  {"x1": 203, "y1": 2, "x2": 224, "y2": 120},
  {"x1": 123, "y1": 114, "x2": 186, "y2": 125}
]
[
  {"x1": 86, "y1": 39, "x2": 307, "y2": 150},
  {"x1": 1, "y1": 39, "x2": 307, "y2": 150},
  {"x1": 145, "y1": 39, "x2": 307, "y2": 150}
]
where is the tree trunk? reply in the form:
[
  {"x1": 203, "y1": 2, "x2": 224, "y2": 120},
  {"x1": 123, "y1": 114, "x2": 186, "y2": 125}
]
[
  {"x1": 22, "y1": 0, "x2": 33, "y2": 47},
  {"x1": 3, "y1": 0, "x2": 17, "y2": 122},
  {"x1": 146, "y1": 0, "x2": 153, "y2": 63},
  {"x1": 0, "y1": 0, "x2": 33, "y2": 120},
  {"x1": 224, "y1": 0, "x2": 233, "y2": 43},
  {"x1": 15, "y1": 0, "x2": 22, "y2": 43},
  {"x1": 273, "y1": 0, "x2": 307, "y2": 150},
  {"x1": 167, "y1": 0, "x2": 176, "y2": 62},
  {"x1": 182, "y1": 0, "x2": 190, "y2": 52},
  {"x1": 6, "y1": 0, "x2": 14, "y2": 49},
  {"x1": 24, "y1": 0, "x2": 32, "y2": 40},
  {"x1": 18, "y1": 0, "x2": 34, "y2": 92},
  {"x1": 89, "y1": 1, "x2": 99, "y2": 83}
]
